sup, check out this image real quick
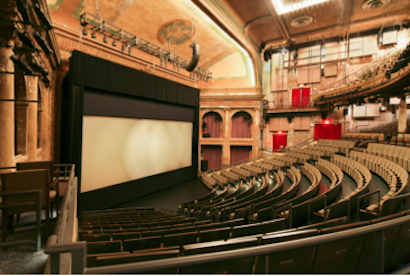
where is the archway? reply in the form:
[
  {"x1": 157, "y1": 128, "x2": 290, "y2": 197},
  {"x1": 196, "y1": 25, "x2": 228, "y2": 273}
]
[
  {"x1": 202, "y1": 111, "x2": 223, "y2": 138},
  {"x1": 231, "y1": 111, "x2": 252, "y2": 138}
]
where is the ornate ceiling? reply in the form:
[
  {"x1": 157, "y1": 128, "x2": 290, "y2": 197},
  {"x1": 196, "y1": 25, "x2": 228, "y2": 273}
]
[
  {"x1": 46, "y1": 0, "x2": 255, "y2": 86},
  {"x1": 47, "y1": 0, "x2": 410, "y2": 88},
  {"x1": 195, "y1": 0, "x2": 410, "y2": 51}
]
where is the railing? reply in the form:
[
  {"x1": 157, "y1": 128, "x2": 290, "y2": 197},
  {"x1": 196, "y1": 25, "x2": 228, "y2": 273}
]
[
  {"x1": 78, "y1": 215, "x2": 410, "y2": 274},
  {"x1": 316, "y1": 43, "x2": 408, "y2": 95},
  {"x1": 285, "y1": 137, "x2": 314, "y2": 151},
  {"x1": 268, "y1": 96, "x2": 312, "y2": 109},
  {"x1": 44, "y1": 164, "x2": 80, "y2": 274}
]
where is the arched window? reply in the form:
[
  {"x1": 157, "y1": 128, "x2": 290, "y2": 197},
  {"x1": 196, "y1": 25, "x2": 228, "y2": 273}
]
[
  {"x1": 37, "y1": 85, "x2": 42, "y2": 148},
  {"x1": 231, "y1": 111, "x2": 252, "y2": 138},
  {"x1": 202, "y1": 112, "x2": 222, "y2": 138},
  {"x1": 14, "y1": 67, "x2": 27, "y2": 155}
]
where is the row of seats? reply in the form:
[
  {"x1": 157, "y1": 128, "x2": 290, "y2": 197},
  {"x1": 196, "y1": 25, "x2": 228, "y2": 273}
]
[
  {"x1": 201, "y1": 173, "x2": 217, "y2": 189},
  {"x1": 364, "y1": 143, "x2": 410, "y2": 171},
  {"x1": 241, "y1": 163, "x2": 264, "y2": 176},
  {"x1": 285, "y1": 151, "x2": 310, "y2": 163},
  {"x1": 308, "y1": 144, "x2": 339, "y2": 157},
  {"x1": 210, "y1": 172, "x2": 228, "y2": 187},
  {"x1": 318, "y1": 139, "x2": 354, "y2": 155},
  {"x1": 315, "y1": 159, "x2": 343, "y2": 189},
  {"x1": 220, "y1": 169, "x2": 240, "y2": 184},
  {"x1": 349, "y1": 150, "x2": 408, "y2": 214}
]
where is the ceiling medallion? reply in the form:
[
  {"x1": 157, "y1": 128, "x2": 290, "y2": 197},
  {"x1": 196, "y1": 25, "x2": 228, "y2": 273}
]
[
  {"x1": 361, "y1": 0, "x2": 391, "y2": 11},
  {"x1": 290, "y1": 16, "x2": 313, "y2": 28}
]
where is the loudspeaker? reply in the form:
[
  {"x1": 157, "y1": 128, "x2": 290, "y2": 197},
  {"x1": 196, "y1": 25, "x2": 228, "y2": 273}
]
[
  {"x1": 343, "y1": 108, "x2": 348, "y2": 116},
  {"x1": 203, "y1": 133, "x2": 210, "y2": 138},
  {"x1": 321, "y1": 68, "x2": 324, "y2": 77},
  {"x1": 202, "y1": 122, "x2": 207, "y2": 129},
  {"x1": 201, "y1": 160, "x2": 208, "y2": 172},
  {"x1": 186, "y1": 43, "x2": 200, "y2": 72},
  {"x1": 321, "y1": 112, "x2": 327, "y2": 120}
]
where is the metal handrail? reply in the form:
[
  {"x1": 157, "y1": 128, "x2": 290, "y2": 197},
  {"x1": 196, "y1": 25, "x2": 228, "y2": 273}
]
[
  {"x1": 44, "y1": 164, "x2": 77, "y2": 274},
  {"x1": 84, "y1": 215, "x2": 410, "y2": 274},
  {"x1": 286, "y1": 137, "x2": 314, "y2": 151}
]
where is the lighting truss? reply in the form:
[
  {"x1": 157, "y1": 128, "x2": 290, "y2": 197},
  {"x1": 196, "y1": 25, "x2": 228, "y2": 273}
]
[
  {"x1": 271, "y1": 0, "x2": 330, "y2": 15},
  {"x1": 80, "y1": 12, "x2": 212, "y2": 81}
]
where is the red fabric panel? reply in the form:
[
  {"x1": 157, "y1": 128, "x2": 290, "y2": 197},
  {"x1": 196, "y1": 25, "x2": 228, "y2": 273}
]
[
  {"x1": 203, "y1": 113, "x2": 222, "y2": 138},
  {"x1": 202, "y1": 146, "x2": 222, "y2": 171},
  {"x1": 231, "y1": 113, "x2": 252, "y2": 138},
  {"x1": 292, "y1": 88, "x2": 301, "y2": 107},
  {"x1": 302, "y1": 88, "x2": 310, "y2": 107},
  {"x1": 314, "y1": 124, "x2": 342, "y2": 140},
  {"x1": 230, "y1": 146, "x2": 251, "y2": 166},
  {"x1": 273, "y1": 133, "x2": 287, "y2": 150}
]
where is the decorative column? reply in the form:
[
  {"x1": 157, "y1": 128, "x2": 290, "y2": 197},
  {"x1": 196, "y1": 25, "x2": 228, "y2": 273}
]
[
  {"x1": 222, "y1": 108, "x2": 230, "y2": 167},
  {"x1": 0, "y1": 1, "x2": 17, "y2": 172},
  {"x1": 398, "y1": 97, "x2": 407, "y2": 139},
  {"x1": 26, "y1": 76, "x2": 38, "y2": 161}
]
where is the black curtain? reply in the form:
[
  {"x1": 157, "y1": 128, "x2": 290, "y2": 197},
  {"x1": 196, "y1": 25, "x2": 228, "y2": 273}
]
[{"x1": 63, "y1": 51, "x2": 200, "y2": 213}]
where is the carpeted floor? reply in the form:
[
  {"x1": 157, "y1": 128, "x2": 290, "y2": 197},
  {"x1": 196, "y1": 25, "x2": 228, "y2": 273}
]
[{"x1": 0, "y1": 210, "x2": 57, "y2": 274}]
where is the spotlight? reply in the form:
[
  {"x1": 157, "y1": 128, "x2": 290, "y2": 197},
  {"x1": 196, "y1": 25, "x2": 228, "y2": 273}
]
[
  {"x1": 16, "y1": 0, "x2": 31, "y2": 23},
  {"x1": 128, "y1": 46, "x2": 132, "y2": 56},
  {"x1": 10, "y1": 55, "x2": 34, "y2": 74},
  {"x1": 28, "y1": 60, "x2": 48, "y2": 77},
  {"x1": 33, "y1": 32, "x2": 53, "y2": 55},
  {"x1": 33, "y1": 4, "x2": 53, "y2": 30},
  {"x1": 112, "y1": 39, "x2": 117, "y2": 47},
  {"x1": 91, "y1": 32, "x2": 96, "y2": 38},
  {"x1": 16, "y1": 30, "x2": 36, "y2": 50},
  {"x1": 82, "y1": 27, "x2": 88, "y2": 36},
  {"x1": 103, "y1": 35, "x2": 108, "y2": 43}
]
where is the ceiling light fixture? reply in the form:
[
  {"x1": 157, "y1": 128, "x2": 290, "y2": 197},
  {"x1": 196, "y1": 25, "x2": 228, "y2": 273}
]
[{"x1": 271, "y1": 0, "x2": 329, "y2": 15}]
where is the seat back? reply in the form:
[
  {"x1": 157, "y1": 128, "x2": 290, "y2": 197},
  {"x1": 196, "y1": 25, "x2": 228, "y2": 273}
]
[
  {"x1": 1, "y1": 169, "x2": 50, "y2": 213},
  {"x1": 16, "y1": 160, "x2": 54, "y2": 182},
  {"x1": 87, "y1": 240, "x2": 122, "y2": 254}
]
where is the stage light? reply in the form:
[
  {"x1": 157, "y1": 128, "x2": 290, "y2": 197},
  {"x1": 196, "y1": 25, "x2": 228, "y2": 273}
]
[
  {"x1": 33, "y1": 3, "x2": 54, "y2": 30},
  {"x1": 82, "y1": 27, "x2": 88, "y2": 36},
  {"x1": 33, "y1": 32, "x2": 53, "y2": 55},
  {"x1": 128, "y1": 45, "x2": 132, "y2": 56},
  {"x1": 271, "y1": 0, "x2": 329, "y2": 14},
  {"x1": 112, "y1": 39, "x2": 117, "y2": 47},
  {"x1": 16, "y1": 30, "x2": 37, "y2": 50},
  {"x1": 323, "y1": 119, "x2": 331, "y2": 124},
  {"x1": 91, "y1": 32, "x2": 96, "y2": 38},
  {"x1": 103, "y1": 35, "x2": 108, "y2": 43},
  {"x1": 10, "y1": 55, "x2": 34, "y2": 74},
  {"x1": 278, "y1": 131, "x2": 283, "y2": 134},
  {"x1": 16, "y1": 0, "x2": 31, "y2": 23},
  {"x1": 122, "y1": 44, "x2": 126, "y2": 54},
  {"x1": 29, "y1": 59, "x2": 49, "y2": 77}
]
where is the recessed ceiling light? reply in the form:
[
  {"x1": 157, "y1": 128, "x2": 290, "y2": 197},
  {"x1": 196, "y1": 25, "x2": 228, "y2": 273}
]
[{"x1": 271, "y1": 0, "x2": 330, "y2": 15}]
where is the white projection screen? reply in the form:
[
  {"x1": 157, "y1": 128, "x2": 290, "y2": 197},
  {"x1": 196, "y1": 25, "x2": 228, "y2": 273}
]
[{"x1": 81, "y1": 116, "x2": 193, "y2": 193}]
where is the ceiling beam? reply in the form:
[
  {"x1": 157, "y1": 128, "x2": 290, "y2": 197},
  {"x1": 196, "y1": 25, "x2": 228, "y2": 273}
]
[
  {"x1": 263, "y1": 0, "x2": 290, "y2": 41},
  {"x1": 340, "y1": 0, "x2": 353, "y2": 36}
]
